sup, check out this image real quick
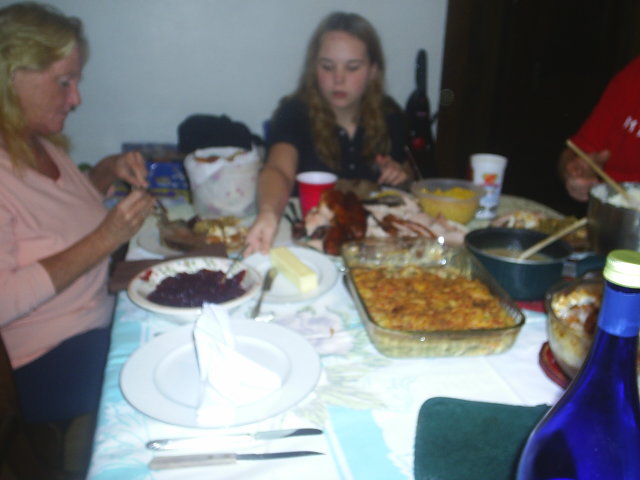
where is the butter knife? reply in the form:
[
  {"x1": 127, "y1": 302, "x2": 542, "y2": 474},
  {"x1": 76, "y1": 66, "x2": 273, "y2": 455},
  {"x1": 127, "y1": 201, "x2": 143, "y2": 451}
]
[
  {"x1": 146, "y1": 428, "x2": 323, "y2": 451},
  {"x1": 149, "y1": 450, "x2": 324, "y2": 469},
  {"x1": 250, "y1": 267, "x2": 278, "y2": 320}
]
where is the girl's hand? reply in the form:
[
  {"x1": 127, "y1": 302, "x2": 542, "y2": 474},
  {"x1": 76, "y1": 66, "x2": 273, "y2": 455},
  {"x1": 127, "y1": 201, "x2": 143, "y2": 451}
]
[
  {"x1": 375, "y1": 154, "x2": 409, "y2": 186},
  {"x1": 244, "y1": 210, "x2": 281, "y2": 256}
]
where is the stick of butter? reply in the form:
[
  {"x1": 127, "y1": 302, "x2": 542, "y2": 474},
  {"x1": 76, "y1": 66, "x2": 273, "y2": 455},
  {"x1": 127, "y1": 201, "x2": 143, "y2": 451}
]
[{"x1": 270, "y1": 247, "x2": 318, "y2": 293}]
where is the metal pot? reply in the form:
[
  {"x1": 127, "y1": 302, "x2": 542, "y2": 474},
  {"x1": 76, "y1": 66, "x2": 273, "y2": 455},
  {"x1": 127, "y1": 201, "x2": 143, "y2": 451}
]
[
  {"x1": 588, "y1": 182, "x2": 640, "y2": 255},
  {"x1": 465, "y1": 228, "x2": 572, "y2": 301}
]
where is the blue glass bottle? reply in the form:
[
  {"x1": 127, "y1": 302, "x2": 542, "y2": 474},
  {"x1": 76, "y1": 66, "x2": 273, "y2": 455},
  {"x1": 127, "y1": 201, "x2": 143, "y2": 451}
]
[{"x1": 517, "y1": 250, "x2": 640, "y2": 480}]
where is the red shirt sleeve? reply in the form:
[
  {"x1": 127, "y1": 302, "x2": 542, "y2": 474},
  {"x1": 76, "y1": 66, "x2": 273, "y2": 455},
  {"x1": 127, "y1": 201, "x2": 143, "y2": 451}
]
[{"x1": 571, "y1": 57, "x2": 640, "y2": 181}]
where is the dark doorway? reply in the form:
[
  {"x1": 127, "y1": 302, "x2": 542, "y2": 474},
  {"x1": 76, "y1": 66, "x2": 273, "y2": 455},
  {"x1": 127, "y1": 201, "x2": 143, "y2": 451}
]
[{"x1": 435, "y1": 0, "x2": 640, "y2": 217}]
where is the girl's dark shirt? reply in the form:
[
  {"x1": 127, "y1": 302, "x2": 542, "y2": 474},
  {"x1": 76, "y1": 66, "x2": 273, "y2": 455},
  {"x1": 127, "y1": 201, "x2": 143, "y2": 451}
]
[{"x1": 266, "y1": 96, "x2": 407, "y2": 182}]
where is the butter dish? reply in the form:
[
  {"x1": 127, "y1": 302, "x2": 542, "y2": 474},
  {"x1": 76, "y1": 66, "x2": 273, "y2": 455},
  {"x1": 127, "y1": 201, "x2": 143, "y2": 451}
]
[{"x1": 243, "y1": 246, "x2": 339, "y2": 304}]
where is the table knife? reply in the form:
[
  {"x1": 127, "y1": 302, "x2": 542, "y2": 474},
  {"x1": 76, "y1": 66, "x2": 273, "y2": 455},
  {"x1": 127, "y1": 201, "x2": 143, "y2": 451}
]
[
  {"x1": 149, "y1": 450, "x2": 324, "y2": 469},
  {"x1": 146, "y1": 428, "x2": 323, "y2": 451}
]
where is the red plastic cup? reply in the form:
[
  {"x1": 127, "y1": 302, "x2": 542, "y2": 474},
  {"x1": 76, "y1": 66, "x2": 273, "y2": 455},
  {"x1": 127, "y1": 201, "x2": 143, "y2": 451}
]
[{"x1": 296, "y1": 171, "x2": 338, "y2": 217}]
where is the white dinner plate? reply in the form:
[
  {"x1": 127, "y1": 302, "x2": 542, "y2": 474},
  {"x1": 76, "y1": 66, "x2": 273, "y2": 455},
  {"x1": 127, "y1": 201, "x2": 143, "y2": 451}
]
[
  {"x1": 244, "y1": 246, "x2": 339, "y2": 303},
  {"x1": 120, "y1": 322, "x2": 321, "y2": 428},
  {"x1": 127, "y1": 256, "x2": 261, "y2": 317}
]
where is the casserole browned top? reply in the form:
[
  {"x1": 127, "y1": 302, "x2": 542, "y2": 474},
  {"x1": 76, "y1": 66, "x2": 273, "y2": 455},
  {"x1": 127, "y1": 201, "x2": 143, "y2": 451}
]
[{"x1": 350, "y1": 265, "x2": 514, "y2": 331}]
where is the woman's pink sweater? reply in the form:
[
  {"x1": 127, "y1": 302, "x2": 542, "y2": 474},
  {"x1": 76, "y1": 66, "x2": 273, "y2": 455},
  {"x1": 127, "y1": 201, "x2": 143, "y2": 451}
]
[{"x1": 0, "y1": 140, "x2": 113, "y2": 368}]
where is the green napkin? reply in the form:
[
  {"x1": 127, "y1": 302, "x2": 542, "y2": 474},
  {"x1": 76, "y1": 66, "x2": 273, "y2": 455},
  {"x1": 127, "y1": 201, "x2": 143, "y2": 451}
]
[{"x1": 414, "y1": 397, "x2": 549, "y2": 480}]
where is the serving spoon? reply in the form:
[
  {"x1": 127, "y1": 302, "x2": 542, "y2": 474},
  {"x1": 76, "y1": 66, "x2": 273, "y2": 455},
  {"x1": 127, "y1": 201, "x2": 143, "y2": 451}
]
[{"x1": 517, "y1": 217, "x2": 588, "y2": 260}]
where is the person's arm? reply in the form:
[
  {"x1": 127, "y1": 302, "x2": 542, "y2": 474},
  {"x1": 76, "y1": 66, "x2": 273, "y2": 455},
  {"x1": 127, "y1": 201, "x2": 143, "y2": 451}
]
[
  {"x1": 0, "y1": 204, "x2": 54, "y2": 326},
  {"x1": 88, "y1": 151, "x2": 148, "y2": 194},
  {"x1": 375, "y1": 154, "x2": 411, "y2": 186},
  {"x1": 0, "y1": 188, "x2": 155, "y2": 325},
  {"x1": 39, "y1": 189, "x2": 155, "y2": 292},
  {"x1": 245, "y1": 143, "x2": 298, "y2": 255}
]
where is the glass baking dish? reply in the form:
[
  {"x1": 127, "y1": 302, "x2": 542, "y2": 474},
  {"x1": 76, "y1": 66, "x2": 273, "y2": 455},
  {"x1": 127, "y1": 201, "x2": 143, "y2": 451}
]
[{"x1": 341, "y1": 237, "x2": 525, "y2": 358}]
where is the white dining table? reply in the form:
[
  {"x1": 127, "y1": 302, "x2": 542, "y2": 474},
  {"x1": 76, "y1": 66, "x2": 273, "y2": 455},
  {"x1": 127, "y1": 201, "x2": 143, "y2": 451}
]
[{"x1": 86, "y1": 196, "x2": 565, "y2": 480}]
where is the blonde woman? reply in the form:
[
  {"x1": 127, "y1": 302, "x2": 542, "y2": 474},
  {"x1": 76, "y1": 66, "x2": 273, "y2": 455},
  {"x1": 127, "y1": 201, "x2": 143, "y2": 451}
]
[
  {"x1": 246, "y1": 12, "x2": 410, "y2": 254},
  {"x1": 0, "y1": 1, "x2": 155, "y2": 435}
]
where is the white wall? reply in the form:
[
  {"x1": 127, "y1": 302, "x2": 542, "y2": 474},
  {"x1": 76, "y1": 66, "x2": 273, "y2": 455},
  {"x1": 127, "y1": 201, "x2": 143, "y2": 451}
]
[{"x1": 5, "y1": 0, "x2": 448, "y2": 165}]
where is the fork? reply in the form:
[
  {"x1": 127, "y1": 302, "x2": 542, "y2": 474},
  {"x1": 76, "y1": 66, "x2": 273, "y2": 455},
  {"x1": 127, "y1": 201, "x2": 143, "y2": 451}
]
[
  {"x1": 220, "y1": 245, "x2": 248, "y2": 282},
  {"x1": 141, "y1": 187, "x2": 170, "y2": 222}
]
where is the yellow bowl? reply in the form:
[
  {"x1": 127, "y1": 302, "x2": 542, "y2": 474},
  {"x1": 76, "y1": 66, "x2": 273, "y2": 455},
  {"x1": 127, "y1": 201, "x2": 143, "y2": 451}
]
[{"x1": 410, "y1": 178, "x2": 484, "y2": 224}]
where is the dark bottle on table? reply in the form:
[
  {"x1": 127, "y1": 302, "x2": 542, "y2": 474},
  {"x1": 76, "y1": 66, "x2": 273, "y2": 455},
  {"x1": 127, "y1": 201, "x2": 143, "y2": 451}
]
[
  {"x1": 517, "y1": 250, "x2": 640, "y2": 480},
  {"x1": 405, "y1": 49, "x2": 436, "y2": 178}
]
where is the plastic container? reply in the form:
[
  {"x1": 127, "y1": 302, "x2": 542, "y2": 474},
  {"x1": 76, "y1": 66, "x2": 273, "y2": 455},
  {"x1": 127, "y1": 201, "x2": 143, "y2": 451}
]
[
  {"x1": 545, "y1": 277, "x2": 603, "y2": 378},
  {"x1": 545, "y1": 275, "x2": 640, "y2": 379},
  {"x1": 410, "y1": 178, "x2": 484, "y2": 224}
]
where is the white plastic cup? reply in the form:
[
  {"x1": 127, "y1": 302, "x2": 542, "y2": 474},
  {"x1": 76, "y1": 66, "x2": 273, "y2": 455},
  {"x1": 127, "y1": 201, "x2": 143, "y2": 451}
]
[
  {"x1": 470, "y1": 153, "x2": 508, "y2": 219},
  {"x1": 296, "y1": 171, "x2": 338, "y2": 216}
]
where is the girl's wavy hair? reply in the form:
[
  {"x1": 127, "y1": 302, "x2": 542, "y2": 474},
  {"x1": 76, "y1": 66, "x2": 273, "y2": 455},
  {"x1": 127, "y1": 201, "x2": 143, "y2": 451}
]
[
  {"x1": 0, "y1": 2, "x2": 88, "y2": 171},
  {"x1": 290, "y1": 11, "x2": 391, "y2": 171}
]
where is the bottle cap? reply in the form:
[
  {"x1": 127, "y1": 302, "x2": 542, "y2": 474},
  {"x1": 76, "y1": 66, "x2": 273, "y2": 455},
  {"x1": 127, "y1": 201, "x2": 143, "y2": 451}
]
[{"x1": 603, "y1": 250, "x2": 640, "y2": 288}]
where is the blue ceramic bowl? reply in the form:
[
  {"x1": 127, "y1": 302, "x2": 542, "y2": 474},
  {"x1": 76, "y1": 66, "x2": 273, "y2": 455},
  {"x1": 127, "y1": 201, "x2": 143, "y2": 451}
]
[{"x1": 464, "y1": 228, "x2": 572, "y2": 301}]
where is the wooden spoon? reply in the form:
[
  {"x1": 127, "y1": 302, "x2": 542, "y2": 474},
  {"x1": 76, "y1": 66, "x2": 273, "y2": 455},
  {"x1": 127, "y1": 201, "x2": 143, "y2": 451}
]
[
  {"x1": 565, "y1": 139, "x2": 637, "y2": 207},
  {"x1": 517, "y1": 217, "x2": 588, "y2": 260}
]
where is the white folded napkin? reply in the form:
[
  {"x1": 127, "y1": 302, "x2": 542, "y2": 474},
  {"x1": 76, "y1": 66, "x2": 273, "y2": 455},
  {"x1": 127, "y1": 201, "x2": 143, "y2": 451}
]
[{"x1": 193, "y1": 303, "x2": 282, "y2": 424}]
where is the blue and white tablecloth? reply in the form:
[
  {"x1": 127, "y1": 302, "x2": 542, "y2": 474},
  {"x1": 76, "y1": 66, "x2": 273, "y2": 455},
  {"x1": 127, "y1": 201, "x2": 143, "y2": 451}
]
[{"x1": 87, "y1": 207, "x2": 564, "y2": 480}]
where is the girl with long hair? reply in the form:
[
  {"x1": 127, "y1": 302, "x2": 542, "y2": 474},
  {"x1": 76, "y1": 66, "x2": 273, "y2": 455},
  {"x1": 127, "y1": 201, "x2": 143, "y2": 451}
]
[{"x1": 246, "y1": 12, "x2": 410, "y2": 254}]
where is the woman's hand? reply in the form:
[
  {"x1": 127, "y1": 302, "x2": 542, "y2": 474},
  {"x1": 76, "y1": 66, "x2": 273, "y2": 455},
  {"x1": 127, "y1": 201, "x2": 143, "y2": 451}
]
[
  {"x1": 375, "y1": 154, "x2": 409, "y2": 186},
  {"x1": 244, "y1": 210, "x2": 281, "y2": 256},
  {"x1": 560, "y1": 148, "x2": 608, "y2": 202},
  {"x1": 89, "y1": 150, "x2": 148, "y2": 194},
  {"x1": 95, "y1": 189, "x2": 156, "y2": 247},
  {"x1": 110, "y1": 151, "x2": 148, "y2": 188}
]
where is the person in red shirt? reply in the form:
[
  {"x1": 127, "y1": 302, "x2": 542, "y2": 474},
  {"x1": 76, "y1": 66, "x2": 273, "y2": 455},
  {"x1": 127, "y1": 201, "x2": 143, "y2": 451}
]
[{"x1": 559, "y1": 57, "x2": 640, "y2": 201}]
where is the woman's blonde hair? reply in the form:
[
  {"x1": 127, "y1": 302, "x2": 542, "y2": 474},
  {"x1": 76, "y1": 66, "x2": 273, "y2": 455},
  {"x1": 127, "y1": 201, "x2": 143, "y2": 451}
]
[
  {"x1": 292, "y1": 11, "x2": 391, "y2": 172},
  {"x1": 0, "y1": 2, "x2": 87, "y2": 171}
]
